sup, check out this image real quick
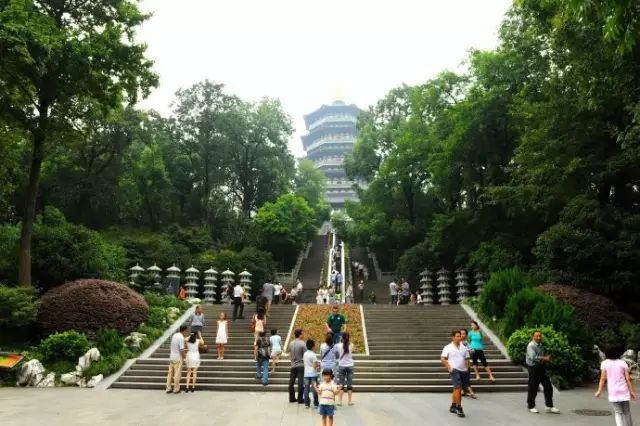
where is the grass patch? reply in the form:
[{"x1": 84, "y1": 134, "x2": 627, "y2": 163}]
[{"x1": 289, "y1": 305, "x2": 366, "y2": 353}]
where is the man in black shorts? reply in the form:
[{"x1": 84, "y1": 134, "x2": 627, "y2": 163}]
[{"x1": 441, "y1": 330, "x2": 470, "y2": 418}]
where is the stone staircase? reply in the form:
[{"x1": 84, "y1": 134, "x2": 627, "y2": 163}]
[
  {"x1": 110, "y1": 304, "x2": 297, "y2": 391},
  {"x1": 297, "y1": 234, "x2": 328, "y2": 303},
  {"x1": 359, "y1": 304, "x2": 529, "y2": 391}
]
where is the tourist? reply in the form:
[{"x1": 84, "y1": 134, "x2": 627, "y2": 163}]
[
  {"x1": 336, "y1": 271, "x2": 344, "y2": 290},
  {"x1": 409, "y1": 292, "x2": 417, "y2": 305},
  {"x1": 468, "y1": 321, "x2": 495, "y2": 382},
  {"x1": 595, "y1": 345, "x2": 637, "y2": 426},
  {"x1": 232, "y1": 281, "x2": 245, "y2": 321},
  {"x1": 281, "y1": 286, "x2": 288, "y2": 304},
  {"x1": 178, "y1": 284, "x2": 186, "y2": 301},
  {"x1": 389, "y1": 279, "x2": 398, "y2": 305},
  {"x1": 400, "y1": 278, "x2": 411, "y2": 304},
  {"x1": 254, "y1": 331, "x2": 271, "y2": 385},
  {"x1": 526, "y1": 330, "x2": 560, "y2": 414},
  {"x1": 320, "y1": 332, "x2": 338, "y2": 377},
  {"x1": 368, "y1": 291, "x2": 377, "y2": 304},
  {"x1": 326, "y1": 305, "x2": 347, "y2": 345},
  {"x1": 416, "y1": 292, "x2": 423, "y2": 304},
  {"x1": 215, "y1": 312, "x2": 228, "y2": 360},
  {"x1": 316, "y1": 287, "x2": 324, "y2": 304},
  {"x1": 314, "y1": 369, "x2": 342, "y2": 426},
  {"x1": 269, "y1": 328, "x2": 282, "y2": 372},
  {"x1": 262, "y1": 280, "x2": 275, "y2": 316},
  {"x1": 288, "y1": 287, "x2": 297, "y2": 305},
  {"x1": 185, "y1": 331, "x2": 204, "y2": 392},
  {"x1": 165, "y1": 325, "x2": 188, "y2": 394},
  {"x1": 273, "y1": 281, "x2": 283, "y2": 304},
  {"x1": 330, "y1": 270, "x2": 338, "y2": 288},
  {"x1": 321, "y1": 286, "x2": 328, "y2": 304},
  {"x1": 296, "y1": 279, "x2": 304, "y2": 303},
  {"x1": 363, "y1": 267, "x2": 369, "y2": 282},
  {"x1": 358, "y1": 263, "x2": 364, "y2": 278},
  {"x1": 252, "y1": 310, "x2": 266, "y2": 344},
  {"x1": 335, "y1": 332, "x2": 355, "y2": 406},
  {"x1": 357, "y1": 280, "x2": 365, "y2": 303},
  {"x1": 345, "y1": 282, "x2": 354, "y2": 304},
  {"x1": 459, "y1": 328, "x2": 477, "y2": 399},
  {"x1": 190, "y1": 305, "x2": 204, "y2": 337},
  {"x1": 289, "y1": 328, "x2": 306, "y2": 403},
  {"x1": 303, "y1": 339, "x2": 320, "y2": 408},
  {"x1": 440, "y1": 329, "x2": 470, "y2": 418},
  {"x1": 327, "y1": 286, "x2": 336, "y2": 304}
]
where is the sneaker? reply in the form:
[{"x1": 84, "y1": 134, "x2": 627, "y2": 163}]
[
  {"x1": 545, "y1": 407, "x2": 560, "y2": 414},
  {"x1": 449, "y1": 406, "x2": 458, "y2": 414},
  {"x1": 457, "y1": 407, "x2": 466, "y2": 418},
  {"x1": 529, "y1": 408, "x2": 539, "y2": 414}
]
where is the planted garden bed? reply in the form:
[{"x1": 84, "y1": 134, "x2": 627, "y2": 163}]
[{"x1": 288, "y1": 305, "x2": 365, "y2": 353}]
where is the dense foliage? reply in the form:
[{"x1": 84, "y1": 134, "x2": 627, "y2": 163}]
[
  {"x1": 0, "y1": 285, "x2": 38, "y2": 330},
  {"x1": 38, "y1": 280, "x2": 149, "y2": 336},
  {"x1": 339, "y1": 1, "x2": 640, "y2": 310},
  {"x1": 38, "y1": 331, "x2": 90, "y2": 365},
  {"x1": 478, "y1": 268, "x2": 533, "y2": 319}
]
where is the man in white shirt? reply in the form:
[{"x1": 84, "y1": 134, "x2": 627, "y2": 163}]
[
  {"x1": 389, "y1": 280, "x2": 398, "y2": 305},
  {"x1": 296, "y1": 280, "x2": 304, "y2": 304},
  {"x1": 166, "y1": 325, "x2": 188, "y2": 393},
  {"x1": 273, "y1": 281, "x2": 283, "y2": 304},
  {"x1": 441, "y1": 330, "x2": 470, "y2": 418},
  {"x1": 232, "y1": 282, "x2": 245, "y2": 320}
]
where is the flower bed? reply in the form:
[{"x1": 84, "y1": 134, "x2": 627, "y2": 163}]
[{"x1": 288, "y1": 305, "x2": 365, "y2": 353}]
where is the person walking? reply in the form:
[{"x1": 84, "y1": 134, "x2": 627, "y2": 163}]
[
  {"x1": 327, "y1": 286, "x2": 336, "y2": 305},
  {"x1": 288, "y1": 328, "x2": 306, "y2": 403},
  {"x1": 190, "y1": 305, "x2": 205, "y2": 337},
  {"x1": 303, "y1": 339, "x2": 320, "y2": 409},
  {"x1": 316, "y1": 287, "x2": 324, "y2": 304},
  {"x1": 296, "y1": 279, "x2": 304, "y2": 304},
  {"x1": 185, "y1": 331, "x2": 204, "y2": 392},
  {"x1": 358, "y1": 263, "x2": 364, "y2": 278},
  {"x1": 262, "y1": 280, "x2": 275, "y2": 316},
  {"x1": 320, "y1": 332, "x2": 338, "y2": 377},
  {"x1": 335, "y1": 332, "x2": 355, "y2": 406},
  {"x1": 440, "y1": 330, "x2": 470, "y2": 418},
  {"x1": 389, "y1": 279, "x2": 398, "y2": 305},
  {"x1": 336, "y1": 271, "x2": 344, "y2": 291},
  {"x1": 315, "y1": 370, "x2": 342, "y2": 426},
  {"x1": 273, "y1": 281, "x2": 282, "y2": 304},
  {"x1": 269, "y1": 328, "x2": 282, "y2": 372},
  {"x1": 345, "y1": 282, "x2": 354, "y2": 304},
  {"x1": 526, "y1": 330, "x2": 560, "y2": 414},
  {"x1": 215, "y1": 312, "x2": 228, "y2": 360},
  {"x1": 357, "y1": 280, "x2": 365, "y2": 303},
  {"x1": 363, "y1": 267, "x2": 369, "y2": 282},
  {"x1": 254, "y1": 331, "x2": 271, "y2": 385},
  {"x1": 459, "y1": 328, "x2": 477, "y2": 399},
  {"x1": 595, "y1": 345, "x2": 637, "y2": 426},
  {"x1": 252, "y1": 311, "x2": 266, "y2": 344},
  {"x1": 326, "y1": 305, "x2": 347, "y2": 345},
  {"x1": 368, "y1": 291, "x2": 377, "y2": 304},
  {"x1": 165, "y1": 325, "x2": 188, "y2": 394},
  {"x1": 178, "y1": 285, "x2": 186, "y2": 301},
  {"x1": 468, "y1": 321, "x2": 495, "y2": 382},
  {"x1": 232, "y1": 281, "x2": 245, "y2": 321},
  {"x1": 400, "y1": 278, "x2": 411, "y2": 304}
]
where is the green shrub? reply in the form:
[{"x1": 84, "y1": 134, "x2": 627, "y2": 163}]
[
  {"x1": 528, "y1": 296, "x2": 584, "y2": 345},
  {"x1": 95, "y1": 329, "x2": 123, "y2": 356},
  {"x1": 39, "y1": 331, "x2": 90, "y2": 365},
  {"x1": 620, "y1": 323, "x2": 640, "y2": 351},
  {"x1": 479, "y1": 268, "x2": 534, "y2": 319},
  {"x1": 147, "y1": 306, "x2": 168, "y2": 328},
  {"x1": 0, "y1": 285, "x2": 39, "y2": 329},
  {"x1": 83, "y1": 353, "x2": 128, "y2": 378},
  {"x1": 502, "y1": 287, "x2": 547, "y2": 337},
  {"x1": 506, "y1": 325, "x2": 585, "y2": 381},
  {"x1": 143, "y1": 292, "x2": 188, "y2": 310}
]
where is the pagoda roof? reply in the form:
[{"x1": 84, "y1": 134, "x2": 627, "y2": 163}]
[
  {"x1": 301, "y1": 124, "x2": 357, "y2": 150},
  {"x1": 303, "y1": 101, "x2": 360, "y2": 129}
]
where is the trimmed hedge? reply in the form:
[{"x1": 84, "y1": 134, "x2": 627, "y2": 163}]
[
  {"x1": 39, "y1": 279, "x2": 149, "y2": 337},
  {"x1": 479, "y1": 268, "x2": 534, "y2": 319},
  {"x1": 537, "y1": 284, "x2": 633, "y2": 332}
]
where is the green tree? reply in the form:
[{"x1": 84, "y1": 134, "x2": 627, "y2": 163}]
[
  {"x1": 0, "y1": 0, "x2": 157, "y2": 286},
  {"x1": 295, "y1": 159, "x2": 330, "y2": 224}
]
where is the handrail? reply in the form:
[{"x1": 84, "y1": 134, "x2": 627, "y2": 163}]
[{"x1": 367, "y1": 247, "x2": 382, "y2": 281}]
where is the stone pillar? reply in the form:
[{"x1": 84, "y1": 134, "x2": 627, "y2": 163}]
[
  {"x1": 166, "y1": 265, "x2": 182, "y2": 295},
  {"x1": 203, "y1": 267, "x2": 218, "y2": 304},
  {"x1": 239, "y1": 270, "x2": 252, "y2": 301},
  {"x1": 147, "y1": 264, "x2": 163, "y2": 290},
  {"x1": 185, "y1": 266, "x2": 199, "y2": 299},
  {"x1": 419, "y1": 269, "x2": 434, "y2": 305},
  {"x1": 437, "y1": 268, "x2": 451, "y2": 305},
  {"x1": 129, "y1": 263, "x2": 144, "y2": 288},
  {"x1": 221, "y1": 270, "x2": 235, "y2": 304},
  {"x1": 455, "y1": 268, "x2": 469, "y2": 302},
  {"x1": 474, "y1": 272, "x2": 485, "y2": 296}
]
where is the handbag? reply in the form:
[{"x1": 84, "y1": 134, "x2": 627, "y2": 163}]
[{"x1": 199, "y1": 339, "x2": 208, "y2": 354}]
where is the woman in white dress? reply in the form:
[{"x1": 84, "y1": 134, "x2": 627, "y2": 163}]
[
  {"x1": 215, "y1": 312, "x2": 228, "y2": 360},
  {"x1": 185, "y1": 331, "x2": 204, "y2": 392},
  {"x1": 316, "y1": 287, "x2": 324, "y2": 304}
]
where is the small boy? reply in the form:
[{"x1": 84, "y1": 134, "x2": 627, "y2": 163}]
[
  {"x1": 303, "y1": 339, "x2": 320, "y2": 408},
  {"x1": 368, "y1": 291, "x2": 377, "y2": 304},
  {"x1": 314, "y1": 369, "x2": 342, "y2": 426}
]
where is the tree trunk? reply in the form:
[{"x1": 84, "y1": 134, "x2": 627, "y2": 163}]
[{"x1": 18, "y1": 130, "x2": 46, "y2": 287}]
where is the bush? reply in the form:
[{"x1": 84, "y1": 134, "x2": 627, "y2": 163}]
[
  {"x1": 468, "y1": 240, "x2": 521, "y2": 274},
  {"x1": 537, "y1": 283, "x2": 633, "y2": 333},
  {"x1": 528, "y1": 296, "x2": 584, "y2": 345},
  {"x1": 83, "y1": 352, "x2": 129, "y2": 378},
  {"x1": 479, "y1": 268, "x2": 534, "y2": 319},
  {"x1": 0, "y1": 285, "x2": 39, "y2": 329},
  {"x1": 620, "y1": 323, "x2": 640, "y2": 351},
  {"x1": 502, "y1": 287, "x2": 547, "y2": 337},
  {"x1": 39, "y1": 279, "x2": 149, "y2": 337},
  {"x1": 147, "y1": 306, "x2": 169, "y2": 328},
  {"x1": 143, "y1": 292, "x2": 188, "y2": 310},
  {"x1": 38, "y1": 331, "x2": 90, "y2": 365},
  {"x1": 95, "y1": 328, "x2": 123, "y2": 356},
  {"x1": 506, "y1": 326, "x2": 585, "y2": 381}
]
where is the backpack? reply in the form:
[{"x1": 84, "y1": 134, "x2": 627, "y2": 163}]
[{"x1": 257, "y1": 337, "x2": 271, "y2": 359}]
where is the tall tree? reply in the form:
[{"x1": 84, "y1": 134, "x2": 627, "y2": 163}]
[{"x1": 0, "y1": 0, "x2": 157, "y2": 285}]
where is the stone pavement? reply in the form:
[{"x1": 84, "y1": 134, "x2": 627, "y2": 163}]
[{"x1": 0, "y1": 386, "x2": 638, "y2": 425}]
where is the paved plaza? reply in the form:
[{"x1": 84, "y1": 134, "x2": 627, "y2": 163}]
[{"x1": 0, "y1": 386, "x2": 638, "y2": 425}]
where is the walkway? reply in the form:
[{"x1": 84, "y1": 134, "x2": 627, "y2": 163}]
[{"x1": 0, "y1": 386, "x2": 635, "y2": 425}]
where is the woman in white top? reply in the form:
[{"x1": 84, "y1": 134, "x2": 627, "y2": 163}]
[
  {"x1": 335, "y1": 332, "x2": 355, "y2": 406},
  {"x1": 215, "y1": 312, "x2": 228, "y2": 360},
  {"x1": 185, "y1": 331, "x2": 204, "y2": 392},
  {"x1": 316, "y1": 287, "x2": 324, "y2": 304},
  {"x1": 345, "y1": 283, "x2": 354, "y2": 304},
  {"x1": 253, "y1": 311, "x2": 266, "y2": 343}
]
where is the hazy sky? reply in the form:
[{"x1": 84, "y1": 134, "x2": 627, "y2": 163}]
[{"x1": 137, "y1": 0, "x2": 513, "y2": 158}]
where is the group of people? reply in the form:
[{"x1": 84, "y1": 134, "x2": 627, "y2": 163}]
[
  {"x1": 388, "y1": 278, "x2": 413, "y2": 305},
  {"x1": 351, "y1": 260, "x2": 369, "y2": 281}
]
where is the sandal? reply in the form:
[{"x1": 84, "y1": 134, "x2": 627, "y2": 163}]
[{"x1": 348, "y1": 402, "x2": 355, "y2": 406}]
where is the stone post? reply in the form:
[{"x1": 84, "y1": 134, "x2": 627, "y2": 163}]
[
  {"x1": 166, "y1": 265, "x2": 182, "y2": 295},
  {"x1": 203, "y1": 267, "x2": 218, "y2": 304},
  {"x1": 221, "y1": 270, "x2": 235, "y2": 304},
  {"x1": 420, "y1": 269, "x2": 434, "y2": 305},
  {"x1": 474, "y1": 272, "x2": 485, "y2": 296},
  {"x1": 455, "y1": 268, "x2": 469, "y2": 302},
  {"x1": 129, "y1": 263, "x2": 144, "y2": 288},
  {"x1": 147, "y1": 264, "x2": 163, "y2": 290},
  {"x1": 437, "y1": 267, "x2": 451, "y2": 305},
  {"x1": 239, "y1": 270, "x2": 252, "y2": 301},
  {"x1": 185, "y1": 266, "x2": 200, "y2": 299}
]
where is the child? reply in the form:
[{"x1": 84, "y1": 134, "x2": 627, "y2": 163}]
[
  {"x1": 269, "y1": 328, "x2": 282, "y2": 372},
  {"x1": 254, "y1": 331, "x2": 271, "y2": 385},
  {"x1": 595, "y1": 346, "x2": 637, "y2": 425},
  {"x1": 368, "y1": 291, "x2": 377, "y2": 304},
  {"x1": 303, "y1": 339, "x2": 320, "y2": 408},
  {"x1": 215, "y1": 312, "x2": 228, "y2": 360},
  {"x1": 314, "y1": 369, "x2": 342, "y2": 426}
]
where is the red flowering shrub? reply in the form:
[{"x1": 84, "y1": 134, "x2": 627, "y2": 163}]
[
  {"x1": 39, "y1": 279, "x2": 149, "y2": 337},
  {"x1": 537, "y1": 283, "x2": 632, "y2": 332}
]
